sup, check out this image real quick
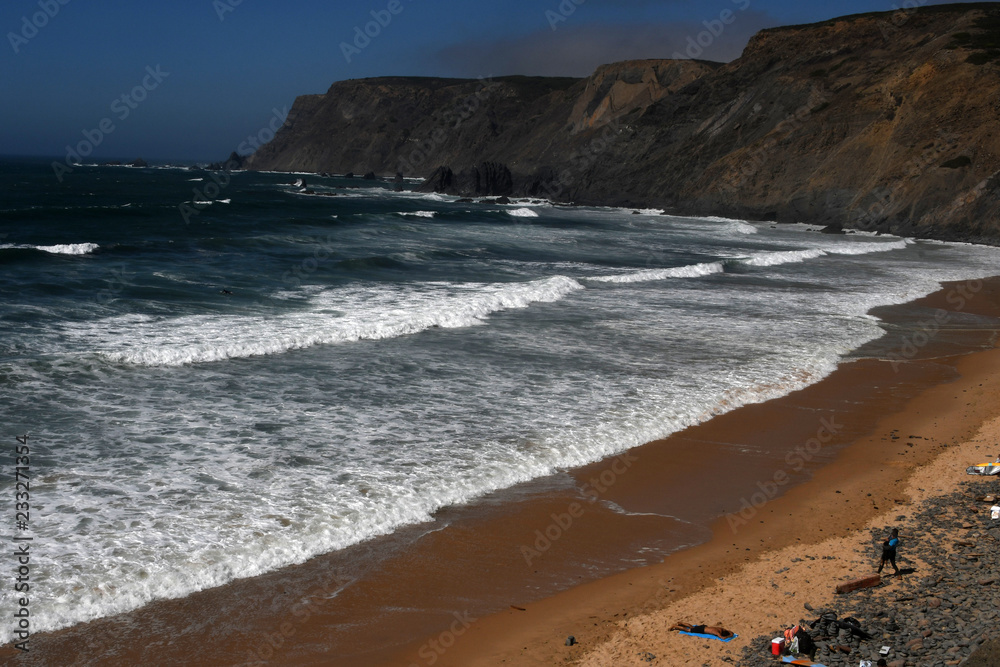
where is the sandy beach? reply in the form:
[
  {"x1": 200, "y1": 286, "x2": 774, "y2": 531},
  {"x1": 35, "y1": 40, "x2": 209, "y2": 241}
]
[
  {"x1": 402, "y1": 278, "x2": 1000, "y2": 667},
  {"x1": 3, "y1": 277, "x2": 998, "y2": 667}
]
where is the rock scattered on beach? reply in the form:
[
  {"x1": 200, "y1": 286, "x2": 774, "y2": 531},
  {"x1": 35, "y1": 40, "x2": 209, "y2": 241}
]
[{"x1": 736, "y1": 479, "x2": 999, "y2": 667}]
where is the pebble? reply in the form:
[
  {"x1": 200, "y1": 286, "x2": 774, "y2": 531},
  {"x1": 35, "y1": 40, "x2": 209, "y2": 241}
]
[{"x1": 735, "y1": 479, "x2": 1000, "y2": 666}]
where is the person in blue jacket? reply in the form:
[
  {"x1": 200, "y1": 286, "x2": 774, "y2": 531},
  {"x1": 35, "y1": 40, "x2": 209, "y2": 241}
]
[{"x1": 878, "y1": 528, "x2": 900, "y2": 576}]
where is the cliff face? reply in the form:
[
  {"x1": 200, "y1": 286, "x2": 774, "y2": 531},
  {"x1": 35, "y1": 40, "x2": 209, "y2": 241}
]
[
  {"x1": 566, "y1": 59, "x2": 717, "y2": 133},
  {"x1": 244, "y1": 75, "x2": 586, "y2": 176},
  {"x1": 244, "y1": 61, "x2": 714, "y2": 179},
  {"x1": 246, "y1": 4, "x2": 1000, "y2": 242}
]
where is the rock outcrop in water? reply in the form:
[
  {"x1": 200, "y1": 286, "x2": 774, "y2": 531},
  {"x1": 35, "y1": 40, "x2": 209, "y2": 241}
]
[
  {"x1": 417, "y1": 162, "x2": 514, "y2": 197},
  {"x1": 244, "y1": 4, "x2": 1000, "y2": 243}
]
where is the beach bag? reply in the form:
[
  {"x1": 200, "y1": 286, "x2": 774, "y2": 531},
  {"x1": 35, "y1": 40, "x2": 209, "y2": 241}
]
[{"x1": 795, "y1": 627, "x2": 817, "y2": 656}]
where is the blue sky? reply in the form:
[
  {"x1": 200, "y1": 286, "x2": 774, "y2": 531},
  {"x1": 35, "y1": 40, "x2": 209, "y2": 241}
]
[{"x1": 0, "y1": 0, "x2": 971, "y2": 162}]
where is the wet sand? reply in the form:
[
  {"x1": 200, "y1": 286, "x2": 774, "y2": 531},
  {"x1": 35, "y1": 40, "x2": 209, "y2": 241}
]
[
  {"x1": 3, "y1": 277, "x2": 998, "y2": 666},
  {"x1": 406, "y1": 277, "x2": 1000, "y2": 667}
]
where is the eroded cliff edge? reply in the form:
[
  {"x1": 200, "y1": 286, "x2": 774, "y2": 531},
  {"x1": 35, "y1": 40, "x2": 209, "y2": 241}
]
[{"x1": 245, "y1": 4, "x2": 1000, "y2": 242}]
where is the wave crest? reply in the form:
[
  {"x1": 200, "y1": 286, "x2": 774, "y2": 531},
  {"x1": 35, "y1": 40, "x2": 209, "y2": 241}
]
[
  {"x1": 588, "y1": 262, "x2": 725, "y2": 283},
  {"x1": 96, "y1": 276, "x2": 583, "y2": 366},
  {"x1": 0, "y1": 243, "x2": 100, "y2": 255}
]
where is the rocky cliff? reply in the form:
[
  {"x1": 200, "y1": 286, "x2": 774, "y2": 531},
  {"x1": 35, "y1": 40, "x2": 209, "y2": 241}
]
[{"x1": 245, "y1": 4, "x2": 1000, "y2": 242}]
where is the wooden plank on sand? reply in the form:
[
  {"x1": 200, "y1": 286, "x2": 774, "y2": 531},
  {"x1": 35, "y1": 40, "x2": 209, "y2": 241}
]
[{"x1": 835, "y1": 575, "x2": 881, "y2": 594}]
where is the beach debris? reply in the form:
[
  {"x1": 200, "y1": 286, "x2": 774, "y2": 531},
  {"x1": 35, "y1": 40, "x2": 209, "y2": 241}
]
[
  {"x1": 638, "y1": 651, "x2": 656, "y2": 663},
  {"x1": 565, "y1": 635, "x2": 576, "y2": 646},
  {"x1": 966, "y1": 462, "x2": 1000, "y2": 476},
  {"x1": 509, "y1": 605, "x2": 526, "y2": 611},
  {"x1": 835, "y1": 575, "x2": 882, "y2": 594},
  {"x1": 739, "y1": 479, "x2": 1000, "y2": 667}
]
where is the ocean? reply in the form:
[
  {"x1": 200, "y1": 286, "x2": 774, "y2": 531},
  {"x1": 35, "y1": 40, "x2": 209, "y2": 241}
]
[{"x1": 2, "y1": 156, "x2": 999, "y2": 643}]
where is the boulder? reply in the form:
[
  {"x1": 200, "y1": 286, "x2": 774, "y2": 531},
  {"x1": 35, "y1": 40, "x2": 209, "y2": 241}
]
[
  {"x1": 418, "y1": 162, "x2": 513, "y2": 197},
  {"x1": 418, "y1": 166, "x2": 455, "y2": 194}
]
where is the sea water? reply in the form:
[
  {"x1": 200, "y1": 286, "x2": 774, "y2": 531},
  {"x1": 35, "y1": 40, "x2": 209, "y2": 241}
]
[{"x1": 1, "y1": 157, "x2": 998, "y2": 640}]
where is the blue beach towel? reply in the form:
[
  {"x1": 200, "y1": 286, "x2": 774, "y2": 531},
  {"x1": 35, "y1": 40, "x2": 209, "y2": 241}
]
[{"x1": 678, "y1": 630, "x2": 738, "y2": 642}]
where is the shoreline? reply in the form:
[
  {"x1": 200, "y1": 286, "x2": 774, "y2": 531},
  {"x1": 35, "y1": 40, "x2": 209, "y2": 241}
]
[
  {"x1": 3, "y1": 277, "x2": 998, "y2": 666},
  {"x1": 404, "y1": 279, "x2": 1000, "y2": 667}
]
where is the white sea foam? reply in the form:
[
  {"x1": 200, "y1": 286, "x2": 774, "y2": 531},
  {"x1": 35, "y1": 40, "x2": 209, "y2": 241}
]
[
  {"x1": 740, "y1": 248, "x2": 827, "y2": 266},
  {"x1": 589, "y1": 239, "x2": 910, "y2": 283},
  {"x1": 399, "y1": 211, "x2": 436, "y2": 218},
  {"x1": 415, "y1": 192, "x2": 453, "y2": 202},
  {"x1": 13, "y1": 171, "x2": 1000, "y2": 646},
  {"x1": 588, "y1": 262, "x2": 725, "y2": 283},
  {"x1": 508, "y1": 208, "x2": 539, "y2": 218},
  {"x1": 1, "y1": 243, "x2": 100, "y2": 255},
  {"x1": 739, "y1": 240, "x2": 909, "y2": 267},
  {"x1": 690, "y1": 215, "x2": 753, "y2": 224},
  {"x1": 823, "y1": 239, "x2": 910, "y2": 255},
  {"x1": 728, "y1": 221, "x2": 759, "y2": 234},
  {"x1": 90, "y1": 276, "x2": 584, "y2": 366}
]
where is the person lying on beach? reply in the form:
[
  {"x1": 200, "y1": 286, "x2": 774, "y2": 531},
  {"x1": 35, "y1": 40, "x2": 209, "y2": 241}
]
[{"x1": 668, "y1": 622, "x2": 735, "y2": 639}]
